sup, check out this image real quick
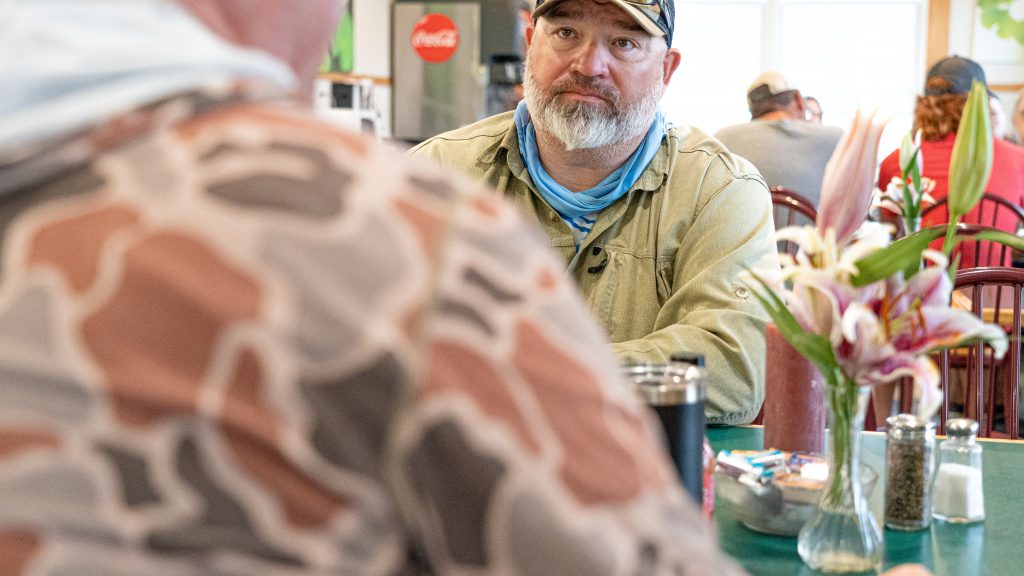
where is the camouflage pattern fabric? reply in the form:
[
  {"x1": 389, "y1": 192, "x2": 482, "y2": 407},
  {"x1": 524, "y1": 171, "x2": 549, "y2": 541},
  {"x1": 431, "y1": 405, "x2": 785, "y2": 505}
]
[{"x1": 0, "y1": 96, "x2": 744, "y2": 575}]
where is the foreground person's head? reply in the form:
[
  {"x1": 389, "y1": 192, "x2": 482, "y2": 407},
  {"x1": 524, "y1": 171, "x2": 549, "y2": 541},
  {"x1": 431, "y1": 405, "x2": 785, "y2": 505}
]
[{"x1": 176, "y1": 0, "x2": 343, "y2": 98}]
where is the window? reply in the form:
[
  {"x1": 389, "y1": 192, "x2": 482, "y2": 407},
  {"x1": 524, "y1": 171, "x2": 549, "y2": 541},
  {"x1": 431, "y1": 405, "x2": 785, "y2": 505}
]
[{"x1": 663, "y1": 0, "x2": 930, "y2": 155}]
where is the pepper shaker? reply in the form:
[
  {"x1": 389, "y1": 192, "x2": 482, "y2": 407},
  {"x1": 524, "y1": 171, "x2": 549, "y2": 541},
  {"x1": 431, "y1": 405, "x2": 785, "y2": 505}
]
[
  {"x1": 933, "y1": 418, "x2": 985, "y2": 523},
  {"x1": 884, "y1": 414, "x2": 936, "y2": 531}
]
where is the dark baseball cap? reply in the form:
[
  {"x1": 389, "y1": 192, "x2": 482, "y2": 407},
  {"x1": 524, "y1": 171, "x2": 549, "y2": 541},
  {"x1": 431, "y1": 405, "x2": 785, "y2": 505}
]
[
  {"x1": 533, "y1": 0, "x2": 675, "y2": 47},
  {"x1": 925, "y1": 55, "x2": 989, "y2": 96}
]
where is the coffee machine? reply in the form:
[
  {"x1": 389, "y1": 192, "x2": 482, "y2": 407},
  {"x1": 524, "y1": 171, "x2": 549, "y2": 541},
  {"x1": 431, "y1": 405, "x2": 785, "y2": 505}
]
[
  {"x1": 313, "y1": 78, "x2": 382, "y2": 138},
  {"x1": 392, "y1": 0, "x2": 525, "y2": 143}
]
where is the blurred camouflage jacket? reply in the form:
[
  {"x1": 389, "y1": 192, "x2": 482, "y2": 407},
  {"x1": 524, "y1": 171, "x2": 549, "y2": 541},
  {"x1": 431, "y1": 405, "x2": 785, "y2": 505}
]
[{"x1": 0, "y1": 95, "x2": 745, "y2": 576}]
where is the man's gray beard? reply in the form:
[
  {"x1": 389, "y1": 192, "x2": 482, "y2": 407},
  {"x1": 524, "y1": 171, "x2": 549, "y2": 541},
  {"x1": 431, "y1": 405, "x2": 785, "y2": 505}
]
[{"x1": 523, "y1": 68, "x2": 662, "y2": 151}]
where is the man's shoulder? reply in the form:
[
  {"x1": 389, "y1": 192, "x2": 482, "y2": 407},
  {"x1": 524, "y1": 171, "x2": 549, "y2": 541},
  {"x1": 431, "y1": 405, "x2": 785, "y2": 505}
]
[
  {"x1": 713, "y1": 122, "x2": 783, "y2": 153},
  {"x1": 713, "y1": 122, "x2": 756, "y2": 141},
  {"x1": 666, "y1": 125, "x2": 767, "y2": 190},
  {"x1": 669, "y1": 124, "x2": 731, "y2": 156},
  {"x1": 409, "y1": 112, "x2": 516, "y2": 158},
  {"x1": 669, "y1": 125, "x2": 757, "y2": 168},
  {"x1": 811, "y1": 123, "x2": 844, "y2": 142}
]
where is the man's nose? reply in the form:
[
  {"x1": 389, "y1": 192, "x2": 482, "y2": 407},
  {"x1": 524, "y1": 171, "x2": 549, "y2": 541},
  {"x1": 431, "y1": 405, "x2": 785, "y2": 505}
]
[{"x1": 571, "y1": 40, "x2": 611, "y2": 77}]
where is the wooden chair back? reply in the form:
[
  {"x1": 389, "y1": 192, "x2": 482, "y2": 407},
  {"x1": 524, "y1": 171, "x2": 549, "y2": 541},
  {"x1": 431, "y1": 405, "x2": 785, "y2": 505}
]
[
  {"x1": 938, "y1": 266, "x2": 1024, "y2": 438},
  {"x1": 770, "y1": 187, "x2": 817, "y2": 257},
  {"x1": 922, "y1": 194, "x2": 1024, "y2": 268}
]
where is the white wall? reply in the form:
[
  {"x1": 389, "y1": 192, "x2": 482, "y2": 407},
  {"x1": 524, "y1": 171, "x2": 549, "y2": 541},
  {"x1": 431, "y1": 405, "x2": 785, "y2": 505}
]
[
  {"x1": 349, "y1": 0, "x2": 1024, "y2": 144},
  {"x1": 353, "y1": 0, "x2": 394, "y2": 137},
  {"x1": 949, "y1": 0, "x2": 1024, "y2": 139}
]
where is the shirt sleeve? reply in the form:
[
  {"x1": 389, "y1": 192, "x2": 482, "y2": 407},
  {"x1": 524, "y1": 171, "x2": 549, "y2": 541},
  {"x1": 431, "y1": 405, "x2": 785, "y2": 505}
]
[
  {"x1": 610, "y1": 169, "x2": 779, "y2": 426},
  {"x1": 386, "y1": 170, "x2": 748, "y2": 576}
]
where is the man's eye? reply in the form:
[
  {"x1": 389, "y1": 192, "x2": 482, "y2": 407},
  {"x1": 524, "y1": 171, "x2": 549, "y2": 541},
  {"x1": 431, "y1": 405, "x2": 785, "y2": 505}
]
[
  {"x1": 614, "y1": 38, "x2": 638, "y2": 50},
  {"x1": 556, "y1": 28, "x2": 574, "y2": 39}
]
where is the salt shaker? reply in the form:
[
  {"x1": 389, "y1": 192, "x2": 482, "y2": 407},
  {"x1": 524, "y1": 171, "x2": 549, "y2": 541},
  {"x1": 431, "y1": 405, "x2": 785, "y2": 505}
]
[
  {"x1": 932, "y1": 418, "x2": 985, "y2": 523},
  {"x1": 884, "y1": 414, "x2": 936, "y2": 530}
]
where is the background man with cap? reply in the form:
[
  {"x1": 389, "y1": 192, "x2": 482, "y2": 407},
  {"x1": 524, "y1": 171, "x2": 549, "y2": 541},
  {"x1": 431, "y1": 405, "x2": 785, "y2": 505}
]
[
  {"x1": 412, "y1": 0, "x2": 779, "y2": 426},
  {"x1": 714, "y1": 71, "x2": 844, "y2": 208},
  {"x1": 877, "y1": 54, "x2": 1024, "y2": 268}
]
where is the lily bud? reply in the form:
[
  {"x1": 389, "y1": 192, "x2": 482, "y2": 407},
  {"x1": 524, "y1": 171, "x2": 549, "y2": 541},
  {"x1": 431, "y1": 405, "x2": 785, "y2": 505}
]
[
  {"x1": 898, "y1": 132, "x2": 915, "y2": 176},
  {"x1": 947, "y1": 81, "x2": 993, "y2": 220}
]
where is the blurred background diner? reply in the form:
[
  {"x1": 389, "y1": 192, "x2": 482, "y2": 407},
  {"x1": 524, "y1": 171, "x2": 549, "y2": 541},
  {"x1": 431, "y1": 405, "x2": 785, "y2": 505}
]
[
  {"x1": 714, "y1": 71, "x2": 843, "y2": 207},
  {"x1": 320, "y1": 1, "x2": 1024, "y2": 153},
  {"x1": 4, "y1": 0, "x2": 1024, "y2": 575}
]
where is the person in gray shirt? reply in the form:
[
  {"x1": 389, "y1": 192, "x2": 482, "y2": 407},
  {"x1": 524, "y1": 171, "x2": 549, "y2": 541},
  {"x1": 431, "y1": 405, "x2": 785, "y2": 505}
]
[{"x1": 715, "y1": 71, "x2": 843, "y2": 207}]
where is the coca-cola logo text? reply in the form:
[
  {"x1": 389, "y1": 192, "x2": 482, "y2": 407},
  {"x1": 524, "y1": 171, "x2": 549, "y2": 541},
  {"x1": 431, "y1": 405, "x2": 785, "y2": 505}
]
[{"x1": 411, "y1": 14, "x2": 460, "y2": 64}]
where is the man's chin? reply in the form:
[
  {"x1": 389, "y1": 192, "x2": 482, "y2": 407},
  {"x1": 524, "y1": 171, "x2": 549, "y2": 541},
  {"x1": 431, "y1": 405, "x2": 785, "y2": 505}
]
[
  {"x1": 549, "y1": 123, "x2": 617, "y2": 151},
  {"x1": 553, "y1": 96, "x2": 612, "y2": 115}
]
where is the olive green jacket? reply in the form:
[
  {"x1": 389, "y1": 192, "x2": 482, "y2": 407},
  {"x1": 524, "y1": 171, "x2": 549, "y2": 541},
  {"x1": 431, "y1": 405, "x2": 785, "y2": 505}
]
[{"x1": 410, "y1": 112, "x2": 778, "y2": 425}]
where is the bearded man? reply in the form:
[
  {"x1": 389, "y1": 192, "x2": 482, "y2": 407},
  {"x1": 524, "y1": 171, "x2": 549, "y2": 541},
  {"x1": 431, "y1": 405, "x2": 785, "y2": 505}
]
[{"x1": 411, "y1": 0, "x2": 777, "y2": 425}]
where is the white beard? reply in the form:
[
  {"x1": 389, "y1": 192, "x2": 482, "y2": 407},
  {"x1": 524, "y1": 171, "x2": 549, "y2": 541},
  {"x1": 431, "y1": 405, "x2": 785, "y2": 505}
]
[{"x1": 522, "y1": 64, "x2": 662, "y2": 151}]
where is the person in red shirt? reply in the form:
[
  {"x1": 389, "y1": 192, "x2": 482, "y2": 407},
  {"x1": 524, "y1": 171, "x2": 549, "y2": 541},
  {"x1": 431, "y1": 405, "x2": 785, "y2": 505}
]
[{"x1": 878, "y1": 55, "x2": 1024, "y2": 267}]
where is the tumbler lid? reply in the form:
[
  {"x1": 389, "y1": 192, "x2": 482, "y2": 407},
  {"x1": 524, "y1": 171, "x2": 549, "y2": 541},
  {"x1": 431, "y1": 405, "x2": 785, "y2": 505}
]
[
  {"x1": 622, "y1": 363, "x2": 705, "y2": 406},
  {"x1": 670, "y1": 351, "x2": 705, "y2": 367}
]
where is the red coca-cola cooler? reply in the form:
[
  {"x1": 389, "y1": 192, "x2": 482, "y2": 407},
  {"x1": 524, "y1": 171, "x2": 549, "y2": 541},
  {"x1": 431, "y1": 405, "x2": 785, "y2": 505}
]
[{"x1": 392, "y1": 0, "x2": 523, "y2": 143}]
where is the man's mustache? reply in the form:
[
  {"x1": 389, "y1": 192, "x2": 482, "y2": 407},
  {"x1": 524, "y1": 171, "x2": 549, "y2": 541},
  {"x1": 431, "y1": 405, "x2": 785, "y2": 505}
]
[{"x1": 548, "y1": 77, "x2": 619, "y2": 108}]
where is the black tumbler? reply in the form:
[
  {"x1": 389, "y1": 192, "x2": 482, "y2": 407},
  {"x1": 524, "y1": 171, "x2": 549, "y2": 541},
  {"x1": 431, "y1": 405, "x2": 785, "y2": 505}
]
[{"x1": 624, "y1": 357, "x2": 707, "y2": 505}]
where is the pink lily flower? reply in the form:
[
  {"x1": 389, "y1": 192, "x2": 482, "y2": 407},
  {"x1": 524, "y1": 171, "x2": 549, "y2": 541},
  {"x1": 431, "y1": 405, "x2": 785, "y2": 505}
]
[
  {"x1": 816, "y1": 111, "x2": 888, "y2": 245},
  {"x1": 747, "y1": 104, "x2": 1006, "y2": 421},
  {"x1": 775, "y1": 248, "x2": 1007, "y2": 418}
]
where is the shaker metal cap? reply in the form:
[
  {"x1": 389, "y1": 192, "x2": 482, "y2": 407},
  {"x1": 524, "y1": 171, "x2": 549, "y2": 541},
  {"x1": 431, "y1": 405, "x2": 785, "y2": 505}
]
[
  {"x1": 886, "y1": 414, "x2": 935, "y2": 440},
  {"x1": 945, "y1": 418, "x2": 980, "y2": 438}
]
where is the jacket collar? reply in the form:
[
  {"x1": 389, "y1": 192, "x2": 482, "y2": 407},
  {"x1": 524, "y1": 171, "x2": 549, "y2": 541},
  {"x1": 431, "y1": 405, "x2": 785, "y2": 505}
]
[{"x1": 481, "y1": 118, "x2": 672, "y2": 195}]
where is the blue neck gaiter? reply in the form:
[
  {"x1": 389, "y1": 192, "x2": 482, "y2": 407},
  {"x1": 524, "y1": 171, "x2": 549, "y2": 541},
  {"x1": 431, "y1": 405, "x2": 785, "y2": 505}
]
[{"x1": 513, "y1": 101, "x2": 666, "y2": 219}]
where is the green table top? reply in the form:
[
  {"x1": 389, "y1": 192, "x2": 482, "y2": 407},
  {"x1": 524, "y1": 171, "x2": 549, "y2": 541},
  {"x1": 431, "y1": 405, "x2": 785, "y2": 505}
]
[{"x1": 707, "y1": 426, "x2": 1016, "y2": 576}]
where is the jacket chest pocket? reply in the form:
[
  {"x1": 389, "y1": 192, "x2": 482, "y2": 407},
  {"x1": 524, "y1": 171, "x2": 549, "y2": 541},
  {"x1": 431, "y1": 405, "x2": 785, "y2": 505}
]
[{"x1": 576, "y1": 246, "x2": 666, "y2": 343}]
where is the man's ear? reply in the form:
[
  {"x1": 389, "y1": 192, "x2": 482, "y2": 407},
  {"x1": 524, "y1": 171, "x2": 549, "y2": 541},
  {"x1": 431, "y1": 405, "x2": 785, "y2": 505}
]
[
  {"x1": 526, "y1": 22, "x2": 535, "y2": 47},
  {"x1": 662, "y1": 48, "x2": 682, "y2": 88},
  {"x1": 792, "y1": 93, "x2": 808, "y2": 118}
]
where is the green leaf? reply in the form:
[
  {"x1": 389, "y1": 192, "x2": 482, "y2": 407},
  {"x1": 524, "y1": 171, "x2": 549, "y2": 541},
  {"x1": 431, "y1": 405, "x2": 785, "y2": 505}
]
[
  {"x1": 851, "y1": 226, "x2": 946, "y2": 286},
  {"x1": 975, "y1": 228, "x2": 1024, "y2": 252},
  {"x1": 901, "y1": 183, "x2": 916, "y2": 221},
  {"x1": 746, "y1": 271, "x2": 838, "y2": 371},
  {"x1": 899, "y1": 133, "x2": 916, "y2": 176},
  {"x1": 980, "y1": 9, "x2": 999, "y2": 27},
  {"x1": 947, "y1": 82, "x2": 993, "y2": 220}
]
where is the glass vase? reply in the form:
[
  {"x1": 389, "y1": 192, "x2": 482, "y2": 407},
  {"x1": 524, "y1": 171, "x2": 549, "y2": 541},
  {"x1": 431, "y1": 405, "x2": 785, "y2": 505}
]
[
  {"x1": 902, "y1": 215, "x2": 921, "y2": 237},
  {"x1": 797, "y1": 378, "x2": 883, "y2": 573}
]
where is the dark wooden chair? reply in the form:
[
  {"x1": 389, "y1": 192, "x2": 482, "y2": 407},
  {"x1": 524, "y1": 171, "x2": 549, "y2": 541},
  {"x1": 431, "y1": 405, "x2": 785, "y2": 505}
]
[
  {"x1": 938, "y1": 266, "x2": 1024, "y2": 439},
  {"x1": 921, "y1": 194, "x2": 1024, "y2": 268},
  {"x1": 885, "y1": 225, "x2": 1015, "y2": 422},
  {"x1": 770, "y1": 187, "x2": 817, "y2": 257}
]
